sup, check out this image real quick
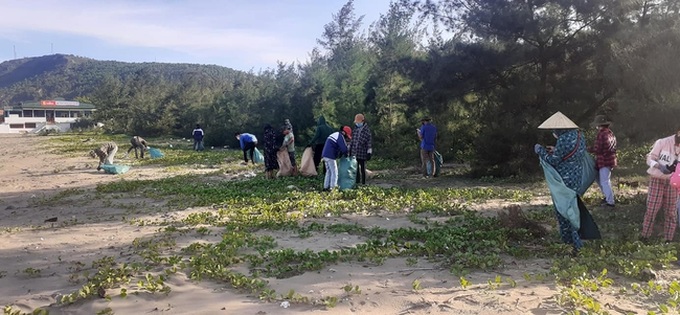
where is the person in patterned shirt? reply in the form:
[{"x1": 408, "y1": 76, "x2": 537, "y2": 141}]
[
  {"x1": 89, "y1": 142, "x2": 118, "y2": 171},
  {"x1": 534, "y1": 112, "x2": 586, "y2": 255},
  {"x1": 588, "y1": 115, "x2": 617, "y2": 207},
  {"x1": 349, "y1": 113, "x2": 372, "y2": 185}
]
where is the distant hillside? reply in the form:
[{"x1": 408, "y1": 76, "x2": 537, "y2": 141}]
[{"x1": 0, "y1": 54, "x2": 245, "y2": 105}]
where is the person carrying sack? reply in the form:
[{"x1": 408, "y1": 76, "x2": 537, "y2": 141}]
[
  {"x1": 127, "y1": 136, "x2": 149, "y2": 159},
  {"x1": 534, "y1": 111, "x2": 600, "y2": 256},
  {"x1": 322, "y1": 126, "x2": 352, "y2": 191}
]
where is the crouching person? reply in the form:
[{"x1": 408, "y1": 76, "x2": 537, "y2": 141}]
[
  {"x1": 89, "y1": 142, "x2": 118, "y2": 171},
  {"x1": 127, "y1": 136, "x2": 148, "y2": 159},
  {"x1": 321, "y1": 126, "x2": 352, "y2": 191}
]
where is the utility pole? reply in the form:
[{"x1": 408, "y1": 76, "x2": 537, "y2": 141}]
[
  {"x1": 13, "y1": 45, "x2": 16, "y2": 59},
  {"x1": 51, "y1": 43, "x2": 53, "y2": 54}
]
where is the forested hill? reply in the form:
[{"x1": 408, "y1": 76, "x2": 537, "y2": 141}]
[
  {"x1": 2, "y1": 0, "x2": 680, "y2": 177},
  {"x1": 0, "y1": 54, "x2": 244, "y2": 105}
]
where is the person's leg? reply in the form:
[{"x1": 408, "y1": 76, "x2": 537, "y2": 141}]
[
  {"x1": 248, "y1": 144, "x2": 255, "y2": 164},
  {"x1": 642, "y1": 177, "x2": 664, "y2": 238},
  {"x1": 662, "y1": 182, "x2": 678, "y2": 241},
  {"x1": 356, "y1": 159, "x2": 366, "y2": 184},
  {"x1": 599, "y1": 167, "x2": 614, "y2": 205},
  {"x1": 329, "y1": 159, "x2": 338, "y2": 189},
  {"x1": 323, "y1": 158, "x2": 333, "y2": 189},
  {"x1": 427, "y1": 150, "x2": 436, "y2": 177},
  {"x1": 420, "y1": 149, "x2": 428, "y2": 176},
  {"x1": 289, "y1": 152, "x2": 297, "y2": 175},
  {"x1": 140, "y1": 146, "x2": 145, "y2": 159},
  {"x1": 105, "y1": 147, "x2": 118, "y2": 165},
  {"x1": 314, "y1": 144, "x2": 323, "y2": 172}
]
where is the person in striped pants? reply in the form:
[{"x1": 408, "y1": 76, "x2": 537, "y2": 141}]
[{"x1": 642, "y1": 131, "x2": 680, "y2": 242}]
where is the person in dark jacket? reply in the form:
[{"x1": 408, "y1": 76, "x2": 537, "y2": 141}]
[
  {"x1": 263, "y1": 124, "x2": 279, "y2": 179},
  {"x1": 192, "y1": 124, "x2": 204, "y2": 151},
  {"x1": 308, "y1": 115, "x2": 335, "y2": 174},
  {"x1": 127, "y1": 136, "x2": 148, "y2": 159},
  {"x1": 322, "y1": 126, "x2": 352, "y2": 191},
  {"x1": 235, "y1": 132, "x2": 258, "y2": 164},
  {"x1": 349, "y1": 113, "x2": 373, "y2": 185}
]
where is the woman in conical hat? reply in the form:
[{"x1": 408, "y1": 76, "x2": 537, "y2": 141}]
[{"x1": 534, "y1": 112, "x2": 587, "y2": 255}]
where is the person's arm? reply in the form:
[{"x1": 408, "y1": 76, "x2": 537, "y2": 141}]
[
  {"x1": 647, "y1": 140, "x2": 663, "y2": 168},
  {"x1": 538, "y1": 135, "x2": 573, "y2": 167},
  {"x1": 240, "y1": 137, "x2": 246, "y2": 150},
  {"x1": 309, "y1": 128, "x2": 321, "y2": 146},
  {"x1": 338, "y1": 137, "x2": 349, "y2": 155}
]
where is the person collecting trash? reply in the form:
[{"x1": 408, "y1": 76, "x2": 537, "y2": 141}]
[
  {"x1": 89, "y1": 142, "x2": 118, "y2": 171},
  {"x1": 126, "y1": 136, "x2": 149, "y2": 159}
]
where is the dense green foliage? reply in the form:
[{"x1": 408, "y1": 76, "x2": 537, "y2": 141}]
[{"x1": 2, "y1": 0, "x2": 680, "y2": 175}]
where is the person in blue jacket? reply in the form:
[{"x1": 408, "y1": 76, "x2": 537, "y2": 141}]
[
  {"x1": 235, "y1": 132, "x2": 258, "y2": 164},
  {"x1": 321, "y1": 126, "x2": 352, "y2": 191},
  {"x1": 192, "y1": 124, "x2": 204, "y2": 151}
]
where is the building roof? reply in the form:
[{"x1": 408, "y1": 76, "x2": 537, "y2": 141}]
[{"x1": 5, "y1": 99, "x2": 96, "y2": 110}]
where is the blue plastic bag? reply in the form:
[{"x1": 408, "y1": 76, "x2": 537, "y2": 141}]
[
  {"x1": 426, "y1": 151, "x2": 443, "y2": 177},
  {"x1": 100, "y1": 164, "x2": 130, "y2": 174},
  {"x1": 253, "y1": 148, "x2": 264, "y2": 164},
  {"x1": 338, "y1": 156, "x2": 357, "y2": 190},
  {"x1": 148, "y1": 147, "x2": 164, "y2": 159}
]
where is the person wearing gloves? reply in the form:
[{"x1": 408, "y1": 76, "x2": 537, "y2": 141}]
[
  {"x1": 308, "y1": 115, "x2": 335, "y2": 174},
  {"x1": 641, "y1": 129, "x2": 680, "y2": 243},
  {"x1": 89, "y1": 142, "x2": 118, "y2": 171},
  {"x1": 534, "y1": 112, "x2": 599, "y2": 256},
  {"x1": 322, "y1": 126, "x2": 352, "y2": 191},
  {"x1": 349, "y1": 113, "x2": 372, "y2": 185},
  {"x1": 127, "y1": 136, "x2": 149, "y2": 159},
  {"x1": 235, "y1": 132, "x2": 258, "y2": 164}
]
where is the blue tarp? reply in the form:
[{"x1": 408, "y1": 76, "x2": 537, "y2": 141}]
[
  {"x1": 100, "y1": 164, "x2": 130, "y2": 174},
  {"x1": 149, "y1": 147, "x2": 164, "y2": 159}
]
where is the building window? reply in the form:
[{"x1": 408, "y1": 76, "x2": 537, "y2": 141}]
[
  {"x1": 56, "y1": 110, "x2": 70, "y2": 118},
  {"x1": 9, "y1": 124, "x2": 24, "y2": 129},
  {"x1": 84, "y1": 111, "x2": 92, "y2": 117},
  {"x1": 24, "y1": 123, "x2": 37, "y2": 128},
  {"x1": 34, "y1": 110, "x2": 45, "y2": 117},
  {"x1": 23, "y1": 110, "x2": 33, "y2": 117}
]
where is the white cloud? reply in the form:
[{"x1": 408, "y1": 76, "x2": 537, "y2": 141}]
[{"x1": 0, "y1": 1, "x2": 307, "y2": 64}]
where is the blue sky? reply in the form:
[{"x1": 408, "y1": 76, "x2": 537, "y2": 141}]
[{"x1": 0, "y1": 0, "x2": 393, "y2": 72}]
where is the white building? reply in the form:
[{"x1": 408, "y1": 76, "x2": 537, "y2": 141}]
[{"x1": 0, "y1": 99, "x2": 96, "y2": 134}]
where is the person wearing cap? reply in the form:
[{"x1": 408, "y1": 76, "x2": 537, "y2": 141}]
[
  {"x1": 321, "y1": 126, "x2": 352, "y2": 191},
  {"x1": 349, "y1": 113, "x2": 373, "y2": 185},
  {"x1": 534, "y1": 112, "x2": 591, "y2": 255},
  {"x1": 588, "y1": 115, "x2": 617, "y2": 207},
  {"x1": 641, "y1": 128, "x2": 680, "y2": 243},
  {"x1": 418, "y1": 117, "x2": 438, "y2": 178},
  {"x1": 235, "y1": 132, "x2": 258, "y2": 164}
]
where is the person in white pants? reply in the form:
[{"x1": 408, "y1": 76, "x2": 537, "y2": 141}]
[
  {"x1": 588, "y1": 115, "x2": 617, "y2": 207},
  {"x1": 321, "y1": 127, "x2": 352, "y2": 190}
]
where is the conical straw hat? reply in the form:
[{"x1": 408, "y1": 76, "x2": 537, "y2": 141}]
[{"x1": 538, "y1": 111, "x2": 579, "y2": 129}]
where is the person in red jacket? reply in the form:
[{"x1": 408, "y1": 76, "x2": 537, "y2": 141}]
[{"x1": 588, "y1": 115, "x2": 617, "y2": 207}]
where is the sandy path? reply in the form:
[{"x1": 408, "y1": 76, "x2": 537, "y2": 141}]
[{"x1": 0, "y1": 134, "x2": 654, "y2": 315}]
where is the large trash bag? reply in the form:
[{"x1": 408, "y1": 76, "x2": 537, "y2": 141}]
[
  {"x1": 276, "y1": 150, "x2": 293, "y2": 177},
  {"x1": 299, "y1": 147, "x2": 317, "y2": 176},
  {"x1": 426, "y1": 151, "x2": 443, "y2": 177},
  {"x1": 148, "y1": 147, "x2": 164, "y2": 159},
  {"x1": 100, "y1": 164, "x2": 130, "y2": 174},
  {"x1": 579, "y1": 153, "x2": 597, "y2": 196},
  {"x1": 253, "y1": 148, "x2": 265, "y2": 164},
  {"x1": 338, "y1": 156, "x2": 357, "y2": 190}
]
